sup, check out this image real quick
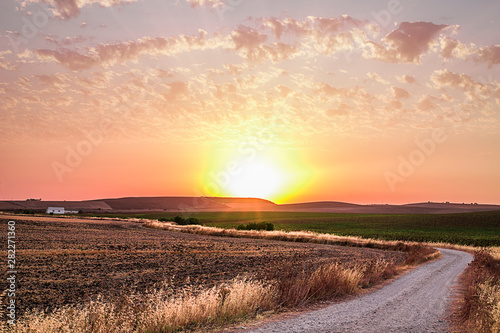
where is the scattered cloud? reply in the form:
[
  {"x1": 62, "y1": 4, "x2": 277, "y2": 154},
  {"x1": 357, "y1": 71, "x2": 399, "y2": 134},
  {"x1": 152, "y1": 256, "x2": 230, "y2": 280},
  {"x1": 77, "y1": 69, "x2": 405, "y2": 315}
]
[
  {"x1": 392, "y1": 86, "x2": 410, "y2": 99},
  {"x1": 416, "y1": 94, "x2": 439, "y2": 112},
  {"x1": 431, "y1": 69, "x2": 491, "y2": 102},
  {"x1": 44, "y1": 35, "x2": 89, "y2": 46},
  {"x1": 364, "y1": 21, "x2": 448, "y2": 63},
  {"x1": 439, "y1": 36, "x2": 474, "y2": 59},
  {"x1": 397, "y1": 75, "x2": 417, "y2": 84},
  {"x1": 2, "y1": 11, "x2": 499, "y2": 142},
  {"x1": 476, "y1": 45, "x2": 500, "y2": 66},
  {"x1": 185, "y1": 0, "x2": 225, "y2": 9},
  {"x1": 36, "y1": 30, "x2": 225, "y2": 70},
  {"x1": 0, "y1": 50, "x2": 17, "y2": 70},
  {"x1": 326, "y1": 103, "x2": 350, "y2": 117},
  {"x1": 367, "y1": 72, "x2": 389, "y2": 85},
  {"x1": 21, "y1": 0, "x2": 140, "y2": 20}
]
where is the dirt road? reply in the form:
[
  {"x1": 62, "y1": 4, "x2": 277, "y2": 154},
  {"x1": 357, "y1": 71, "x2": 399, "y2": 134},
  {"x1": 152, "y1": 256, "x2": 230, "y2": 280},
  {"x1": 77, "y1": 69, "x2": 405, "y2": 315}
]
[{"x1": 247, "y1": 248, "x2": 472, "y2": 333}]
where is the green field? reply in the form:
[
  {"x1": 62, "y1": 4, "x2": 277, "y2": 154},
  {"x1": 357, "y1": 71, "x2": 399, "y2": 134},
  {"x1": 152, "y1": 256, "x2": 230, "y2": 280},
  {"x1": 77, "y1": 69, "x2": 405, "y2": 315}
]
[{"x1": 87, "y1": 210, "x2": 500, "y2": 247}]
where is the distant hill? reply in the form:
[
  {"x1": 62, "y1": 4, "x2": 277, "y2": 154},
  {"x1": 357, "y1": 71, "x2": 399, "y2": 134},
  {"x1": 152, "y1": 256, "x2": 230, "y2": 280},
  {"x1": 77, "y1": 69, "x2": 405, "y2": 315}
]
[
  {"x1": 207, "y1": 197, "x2": 276, "y2": 210},
  {"x1": 0, "y1": 197, "x2": 499, "y2": 214},
  {"x1": 92, "y1": 196, "x2": 229, "y2": 211},
  {"x1": 275, "y1": 201, "x2": 500, "y2": 214},
  {"x1": 0, "y1": 200, "x2": 111, "y2": 212}
]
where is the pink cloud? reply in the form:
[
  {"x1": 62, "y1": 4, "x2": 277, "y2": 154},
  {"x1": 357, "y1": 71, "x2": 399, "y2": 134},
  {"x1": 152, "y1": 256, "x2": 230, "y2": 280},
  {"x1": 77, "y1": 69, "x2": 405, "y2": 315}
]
[
  {"x1": 260, "y1": 16, "x2": 368, "y2": 56},
  {"x1": 45, "y1": 35, "x2": 89, "y2": 46},
  {"x1": 367, "y1": 72, "x2": 389, "y2": 85},
  {"x1": 365, "y1": 21, "x2": 448, "y2": 63},
  {"x1": 185, "y1": 0, "x2": 224, "y2": 9},
  {"x1": 36, "y1": 74, "x2": 66, "y2": 87},
  {"x1": 36, "y1": 30, "x2": 223, "y2": 70},
  {"x1": 34, "y1": 0, "x2": 139, "y2": 20},
  {"x1": 163, "y1": 81, "x2": 189, "y2": 101},
  {"x1": 36, "y1": 48, "x2": 98, "y2": 70},
  {"x1": 392, "y1": 86, "x2": 410, "y2": 99},
  {"x1": 261, "y1": 15, "x2": 365, "y2": 40},
  {"x1": 326, "y1": 103, "x2": 350, "y2": 117},
  {"x1": 476, "y1": 45, "x2": 500, "y2": 66},
  {"x1": 431, "y1": 70, "x2": 476, "y2": 89},
  {"x1": 232, "y1": 26, "x2": 268, "y2": 51},
  {"x1": 0, "y1": 50, "x2": 20, "y2": 71},
  {"x1": 0, "y1": 96, "x2": 18, "y2": 109},
  {"x1": 276, "y1": 85, "x2": 292, "y2": 98},
  {"x1": 416, "y1": 95, "x2": 438, "y2": 112},
  {"x1": 397, "y1": 75, "x2": 417, "y2": 84},
  {"x1": 431, "y1": 69, "x2": 491, "y2": 102},
  {"x1": 231, "y1": 26, "x2": 299, "y2": 62}
]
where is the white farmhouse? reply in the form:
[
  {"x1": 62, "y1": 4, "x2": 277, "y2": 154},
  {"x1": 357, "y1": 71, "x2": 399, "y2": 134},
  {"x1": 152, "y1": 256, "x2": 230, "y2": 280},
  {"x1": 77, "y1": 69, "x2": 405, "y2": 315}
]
[{"x1": 46, "y1": 207, "x2": 65, "y2": 214}]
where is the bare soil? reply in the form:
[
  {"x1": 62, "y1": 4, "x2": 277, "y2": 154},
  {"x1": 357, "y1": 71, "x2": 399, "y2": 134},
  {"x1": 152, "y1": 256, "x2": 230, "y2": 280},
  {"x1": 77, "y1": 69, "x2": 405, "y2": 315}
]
[{"x1": 0, "y1": 216, "x2": 406, "y2": 316}]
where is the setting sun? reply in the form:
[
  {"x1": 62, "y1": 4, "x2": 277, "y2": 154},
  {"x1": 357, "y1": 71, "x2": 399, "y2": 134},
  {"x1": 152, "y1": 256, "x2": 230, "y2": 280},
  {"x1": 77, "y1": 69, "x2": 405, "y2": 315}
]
[
  {"x1": 200, "y1": 143, "x2": 312, "y2": 203},
  {"x1": 226, "y1": 159, "x2": 285, "y2": 200}
]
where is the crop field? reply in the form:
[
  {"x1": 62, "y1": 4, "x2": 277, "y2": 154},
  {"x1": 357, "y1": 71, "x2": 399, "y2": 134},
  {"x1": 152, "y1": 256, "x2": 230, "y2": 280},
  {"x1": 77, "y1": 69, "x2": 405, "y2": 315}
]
[
  {"x1": 0, "y1": 216, "x2": 405, "y2": 317},
  {"x1": 89, "y1": 210, "x2": 500, "y2": 246}
]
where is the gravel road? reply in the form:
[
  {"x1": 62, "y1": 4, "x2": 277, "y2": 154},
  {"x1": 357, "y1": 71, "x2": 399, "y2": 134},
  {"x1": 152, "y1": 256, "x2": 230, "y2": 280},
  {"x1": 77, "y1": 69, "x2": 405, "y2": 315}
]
[{"x1": 246, "y1": 248, "x2": 473, "y2": 333}]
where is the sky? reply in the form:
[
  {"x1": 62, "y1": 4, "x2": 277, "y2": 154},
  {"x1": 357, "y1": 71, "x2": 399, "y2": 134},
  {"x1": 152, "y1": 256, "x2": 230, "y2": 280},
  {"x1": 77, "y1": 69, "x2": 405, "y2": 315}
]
[{"x1": 0, "y1": 0, "x2": 499, "y2": 204}]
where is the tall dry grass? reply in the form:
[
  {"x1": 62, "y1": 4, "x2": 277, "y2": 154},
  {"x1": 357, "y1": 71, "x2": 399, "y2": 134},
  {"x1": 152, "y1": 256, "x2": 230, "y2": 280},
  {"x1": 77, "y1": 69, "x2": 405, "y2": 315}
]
[
  {"x1": 457, "y1": 249, "x2": 500, "y2": 333},
  {"x1": 4, "y1": 278, "x2": 275, "y2": 333},
  {"x1": 144, "y1": 220, "x2": 438, "y2": 257},
  {"x1": 5, "y1": 259, "x2": 403, "y2": 333}
]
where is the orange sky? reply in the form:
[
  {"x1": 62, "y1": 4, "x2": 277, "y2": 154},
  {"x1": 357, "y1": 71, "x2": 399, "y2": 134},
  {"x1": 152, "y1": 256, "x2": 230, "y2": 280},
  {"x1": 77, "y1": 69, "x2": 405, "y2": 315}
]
[{"x1": 1, "y1": 1, "x2": 499, "y2": 204}]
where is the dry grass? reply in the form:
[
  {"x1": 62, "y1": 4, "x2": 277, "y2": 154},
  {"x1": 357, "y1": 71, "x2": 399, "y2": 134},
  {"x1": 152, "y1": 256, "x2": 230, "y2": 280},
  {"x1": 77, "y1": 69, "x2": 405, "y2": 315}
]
[
  {"x1": 5, "y1": 259, "x2": 404, "y2": 333},
  {"x1": 139, "y1": 278, "x2": 275, "y2": 332},
  {"x1": 144, "y1": 221, "x2": 437, "y2": 256},
  {"x1": 455, "y1": 249, "x2": 500, "y2": 333},
  {"x1": 270, "y1": 262, "x2": 363, "y2": 308},
  {"x1": 488, "y1": 247, "x2": 500, "y2": 260},
  {"x1": 3, "y1": 278, "x2": 275, "y2": 333}
]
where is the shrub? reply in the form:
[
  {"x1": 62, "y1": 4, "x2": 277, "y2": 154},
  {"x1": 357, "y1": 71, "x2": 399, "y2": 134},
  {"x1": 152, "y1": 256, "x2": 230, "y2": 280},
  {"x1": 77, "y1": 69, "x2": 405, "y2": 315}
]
[
  {"x1": 237, "y1": 222, "x2": 274, "y2": 231},
  {"x1": 158, "y1": 216, "x2": 203, "y2": 225}
]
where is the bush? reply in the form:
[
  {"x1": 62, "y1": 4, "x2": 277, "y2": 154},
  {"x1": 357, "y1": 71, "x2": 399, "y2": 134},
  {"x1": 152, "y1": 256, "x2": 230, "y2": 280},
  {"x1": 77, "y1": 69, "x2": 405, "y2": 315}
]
[
  {"x1": 158, "y1": 216, "x2": 203, "y2": 225},
  {"x1": 237, "y1": 222, "x2": 274, "y2": 231},
  {"x1": 173, "y1": 215, "x2": 185, "y2": 224}
]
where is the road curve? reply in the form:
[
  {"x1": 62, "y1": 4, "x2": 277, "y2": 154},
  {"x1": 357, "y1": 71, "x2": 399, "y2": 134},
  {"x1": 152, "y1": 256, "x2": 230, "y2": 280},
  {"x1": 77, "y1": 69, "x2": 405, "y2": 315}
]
[{"x1": 246, "y1": 248, "x2": 473, "y2": 333}]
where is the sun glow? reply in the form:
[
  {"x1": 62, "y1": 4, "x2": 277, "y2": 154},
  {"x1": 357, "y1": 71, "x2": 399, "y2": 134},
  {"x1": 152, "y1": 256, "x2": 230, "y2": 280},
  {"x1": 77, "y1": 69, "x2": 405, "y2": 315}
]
[
  {"x1": 226, "y1": 159, "x2": 285, "y2": 200},
  {"x1": 201, "y1": 141, "x2": 313, "y2": 203}
]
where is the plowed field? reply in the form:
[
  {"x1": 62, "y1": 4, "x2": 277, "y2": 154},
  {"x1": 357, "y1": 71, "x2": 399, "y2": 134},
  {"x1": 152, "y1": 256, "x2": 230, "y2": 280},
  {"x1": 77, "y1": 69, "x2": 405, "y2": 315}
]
[{"x1": 0, "y1": 216, "x2": 406, "y2": 316}]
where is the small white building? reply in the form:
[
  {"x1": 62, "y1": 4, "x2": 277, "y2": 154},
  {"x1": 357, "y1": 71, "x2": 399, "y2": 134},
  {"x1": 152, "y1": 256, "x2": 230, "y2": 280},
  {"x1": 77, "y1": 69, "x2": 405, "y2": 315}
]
[{"x1": 46, "y1": 207, "x2": 65, "y2": 214}]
